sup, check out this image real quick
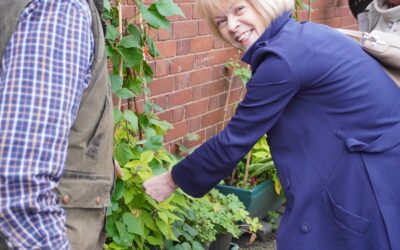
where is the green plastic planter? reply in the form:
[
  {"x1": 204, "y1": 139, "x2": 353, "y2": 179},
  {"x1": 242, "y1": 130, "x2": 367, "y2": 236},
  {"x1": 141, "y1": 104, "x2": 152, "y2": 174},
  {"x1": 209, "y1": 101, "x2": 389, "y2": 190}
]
[{"x1": 216, "y1": 179, "x2": 283, "y2": 219}]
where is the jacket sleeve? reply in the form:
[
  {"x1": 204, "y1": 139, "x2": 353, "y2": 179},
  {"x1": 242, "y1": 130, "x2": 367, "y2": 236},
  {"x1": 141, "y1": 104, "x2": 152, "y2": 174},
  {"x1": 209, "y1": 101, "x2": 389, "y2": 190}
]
[{"x1": 171, "y1": 51, "x2": 301, "y2": 197}]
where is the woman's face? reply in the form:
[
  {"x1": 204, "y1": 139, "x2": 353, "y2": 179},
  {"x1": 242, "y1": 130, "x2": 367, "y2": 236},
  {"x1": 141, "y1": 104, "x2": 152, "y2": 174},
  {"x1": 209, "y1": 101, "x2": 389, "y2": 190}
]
[{"x1": 213, "y1": 1, "x2": 266, "y2": 51}]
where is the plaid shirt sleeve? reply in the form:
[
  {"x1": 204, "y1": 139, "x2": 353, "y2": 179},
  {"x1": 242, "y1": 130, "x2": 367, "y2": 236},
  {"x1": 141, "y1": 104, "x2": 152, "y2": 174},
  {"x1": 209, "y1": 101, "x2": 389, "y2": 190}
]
[{"x1": 0, "y1": 0, "x2": 93, "y2": 249}]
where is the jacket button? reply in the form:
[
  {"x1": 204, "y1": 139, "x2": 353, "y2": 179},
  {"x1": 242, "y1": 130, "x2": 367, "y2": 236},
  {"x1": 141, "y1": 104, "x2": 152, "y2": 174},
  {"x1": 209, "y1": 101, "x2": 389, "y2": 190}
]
[
  {"x1": 63, "y1": 195, "x2": 70, "y2": 204},
  {"x1": 300, "y1": 223, "x2": 311, "y2": 233},
  {"x1": 96, "y1": 196, "x2": 102, "y2": 205}
]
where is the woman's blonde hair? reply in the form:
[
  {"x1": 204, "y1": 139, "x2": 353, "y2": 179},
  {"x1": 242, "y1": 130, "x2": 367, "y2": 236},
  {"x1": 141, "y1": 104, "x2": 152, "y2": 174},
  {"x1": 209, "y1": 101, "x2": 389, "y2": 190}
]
[{"x1": 197, "y1": 0, "x2": 294, "y2": 41}]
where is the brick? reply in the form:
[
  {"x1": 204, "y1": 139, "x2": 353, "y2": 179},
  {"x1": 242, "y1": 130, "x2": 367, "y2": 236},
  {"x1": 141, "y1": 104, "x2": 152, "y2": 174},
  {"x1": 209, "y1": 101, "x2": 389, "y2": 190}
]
[
  {"x1": 177, "y1": 39, "x2": 191, "y2": 56},
  {"x1": 204, "y1": 80, "x2": 227, "y2": 97},
  {"x1": 156, "y1": 41, "x2": 177, "y2": 58},
  {"x1": 170, "y1": 55, "x2": 195, "y2": 74},
  {"x1": 211, "y1": 65, "x2": 225, "y2": 81},
  {"x1": 227, "y1": 48, "x2": 241, "y2": 60},
  {"x1": 168, "y1": 88, "x2": 192, "y2": 108},
  {"x1": 165, "y1": 120, "x2": 189, "y2": 142},
  {"x1": 191, "y1": 36, "x2": 213, "y2": 53},
  {"x1": 134, "y1": 99, "x2": 144, "y2": 113},
  {"x1": 148, "y1": 76, "x2": 175, "y2": 96},
  {"x1": 194, "y1": 53, "x2": 209, "y2": 69},
  {"x1": 213, "y1": 37, "x2": 225, "y2": 49},
  {"x1": 179, "y1": 4, "x2": 193, "y2": 20},
  {"x1": 192, "y1": 85, "x2": 204, "y2": 101},
  {"x1": 175, "y1": 73, "x2": 190, "y2": 90},
  {"x1": 185, "y1": 99, "x2": 208, "y2": 118},
  {"x1": 152, "y1": 95, "x2": 168, "y2": 111},
  {"x1": 199, "y1": 19, "x2": 211, "y2": 35},
  {"x1": 201, "y1": 109, "x2": 223, "y2": 128},
  {"x1": 158, "y1": 110, "x2": 172, "y2": 123},
  {"x1": 189, "y1": 68, "x2": 211, "y2": 86},
  {"x1": 121, "y1": 5, "x2": 135, "y2": 20},
  {"x1": 158, "y1": 28, "x2": 171, "y2": 41},
  {"x1": 226, "y1": 88, "x2": 243, "y2": 106},
  {"x1": 172, "y1": 107, "x2": 185, "y2": 122},
  {"x1": 172, "y1": 21, "x2": 198, "y2": 39},
  {"x1": 189, "y1": 117, "x2": 202, "y2": 131},
  {"x1": 155, "y1": 60, "x2": 169, "y2": 77},
  {"x1": 205, "y1": 125, "x2": 218, "y2": 139},
  {"x1": 208, "y1": 95, "x2": 219, "y2": 111},
  {"x1": 208, "y1": 49, "x2": 229, "y2": 66}
]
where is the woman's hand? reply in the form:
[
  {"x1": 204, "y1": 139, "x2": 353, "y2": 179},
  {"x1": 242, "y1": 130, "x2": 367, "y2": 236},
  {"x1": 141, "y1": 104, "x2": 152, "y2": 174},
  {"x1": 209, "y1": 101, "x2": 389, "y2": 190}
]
[{"x1": 143, "y1": 171, "x2": 177, "y2": 202}]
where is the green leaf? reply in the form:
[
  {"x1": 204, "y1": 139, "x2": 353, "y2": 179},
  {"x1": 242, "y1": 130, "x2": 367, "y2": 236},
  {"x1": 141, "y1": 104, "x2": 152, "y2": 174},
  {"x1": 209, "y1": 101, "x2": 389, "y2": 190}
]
[
  {"x1": 146, "y1": 36, "x2": 159, "y2": 57},
  {"x1": 115, "y1": 88, "x2": 136, "y2": 99},
  {"x1": 140, "y1": 151, "x2": 154, "y2": 165},
  {"x1": 143, "y1": 61, "x2": 154, "y2": 83},
  {"x1": 141, "y1": 211, "x2": 157, "y2": 231},
  {"x1": 103, "y1": 0, "x2": 111, "y2": 12},
  {"x1": 144, "y1": 135, "x2": 163, "y2": 151},
  {"x1": 155, "y1": 218, "x2": 169, "y2": 236},
  {"x1": 122, "y1": 213, "x2": 145, "y2": 236},
  {"x1": 106, "y1": 219, "x2": 117, "y2": 237},
  {"x1": 120, "y1": 35, "x2": 141, "y2": 48},
  {"x1": 149, "y1": 118, "x2": 173, "y2": 131},
  {"x1": 157, "y1": 211, "x2": 169, "y2": 224},
  {"x1": 144, "y1": 127, "x2": 156, "y2": 138},
  {"x1": 112, "y1": 179, "x2": 125, "y2": 201},
  {"x1": 125, "y1": 78, "x2": 143, "y2": 95},
  {"x1": 181, "y1": 242, "x2": 191, "y2": 250},
  {"x1": 113, "y1": 108, "x2": 123, "y2": 124},
  {"x1": 183, "y1": 224, "x2": 198, "y2": 237},
  {"x1": 146, "y1": 235, "x2": 164, "y2": 245},
  {"x1": 118, "y1": 47, "x2": 143, "y2": 68},
  {"x1": 106, "y1": 25, "x2": 119, "y2": 42},
  {"x1": 156, "y1": 0, "x2": 185, "y2": 17},
  {"x1": 120, "y1": 168, "x2": 132, "y2": 181},
  {"x1": 123, "y1": 188, "x2": 134, "y2": 203},
  {"x1": 110, "y1": 53, "x2": 121, "y2": 73},
  {"x1": 115, "y1": 221, "x2": 134, "y2": 247},
  {"x1": 192, "y1": 241, "x2": 204, "y2": 250},
  {"x1": 107, "y1": 201, "x2": 119, "y2": 216},
  {"x1": 139, "y1": 115, "x2": 150, "y2": 128},
  {"x1": 127, "y1": 24, "x2": 141, "y2": 38},
  {"x1": 114, "y1": 142, "x2": 134, "y2": 166},
  {"x1": 139, "y1": 3, "x2": 171, "y2": 31},
  {"x1": 110, "y1": 74, "x2": 123, "y2": 92},
  {"x1": 123, "y1": 110, "x2": 139, "y2": 131}
]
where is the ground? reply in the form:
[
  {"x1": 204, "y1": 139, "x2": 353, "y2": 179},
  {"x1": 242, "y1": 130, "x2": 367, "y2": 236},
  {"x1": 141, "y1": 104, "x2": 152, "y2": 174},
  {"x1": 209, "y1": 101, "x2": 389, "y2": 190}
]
[{"x1": 235, "y1": 233, "x2": 277, "y2": 250}]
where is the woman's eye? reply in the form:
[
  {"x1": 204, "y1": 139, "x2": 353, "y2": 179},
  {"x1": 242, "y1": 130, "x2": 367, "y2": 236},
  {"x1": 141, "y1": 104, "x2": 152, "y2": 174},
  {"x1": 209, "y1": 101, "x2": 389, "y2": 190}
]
[
  {"x1": 216, "y1": 19, "x2": 226, "y2": 27},
  {"x1": 234, "y1": 5, "x2": 245, "y2": 14}
]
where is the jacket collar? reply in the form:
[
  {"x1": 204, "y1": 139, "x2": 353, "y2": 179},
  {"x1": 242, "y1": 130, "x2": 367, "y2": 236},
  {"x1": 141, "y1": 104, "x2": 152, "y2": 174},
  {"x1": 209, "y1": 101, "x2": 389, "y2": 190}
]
[{"x1": 242, "y1": 11, "x2": 292, "y2": 64}]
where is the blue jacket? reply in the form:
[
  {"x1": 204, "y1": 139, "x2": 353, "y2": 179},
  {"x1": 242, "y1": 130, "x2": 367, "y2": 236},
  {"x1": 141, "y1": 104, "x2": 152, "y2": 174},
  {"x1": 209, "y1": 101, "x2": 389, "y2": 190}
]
[{"x1": 171, "y1": 12, "x2": 400, "y2": 250}]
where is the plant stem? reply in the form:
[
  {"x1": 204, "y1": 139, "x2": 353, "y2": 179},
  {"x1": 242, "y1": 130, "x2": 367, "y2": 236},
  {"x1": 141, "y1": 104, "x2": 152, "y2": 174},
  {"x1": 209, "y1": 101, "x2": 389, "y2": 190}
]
[
  {"x1": 117, "y1": 2, "x2": 123, "y2": 111},
  {"x1": 243, "y1": 150, "x2": 251, "y2": 187}
]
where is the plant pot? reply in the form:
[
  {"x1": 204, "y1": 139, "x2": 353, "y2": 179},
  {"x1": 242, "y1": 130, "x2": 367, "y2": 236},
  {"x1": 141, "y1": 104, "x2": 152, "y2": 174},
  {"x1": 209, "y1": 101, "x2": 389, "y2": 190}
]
[
  {"x1": 216, "y1": 179, "x2": 283, "y2": 219},
  {"x1": 205, "y1": 232, "x2": 232, "y2": 250}
]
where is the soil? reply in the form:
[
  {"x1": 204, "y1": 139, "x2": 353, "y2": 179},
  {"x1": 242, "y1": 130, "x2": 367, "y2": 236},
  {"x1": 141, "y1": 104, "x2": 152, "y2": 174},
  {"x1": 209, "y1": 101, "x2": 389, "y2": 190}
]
[{"x1": 234, "y1": 233, "x2": 277, "y2": 250}]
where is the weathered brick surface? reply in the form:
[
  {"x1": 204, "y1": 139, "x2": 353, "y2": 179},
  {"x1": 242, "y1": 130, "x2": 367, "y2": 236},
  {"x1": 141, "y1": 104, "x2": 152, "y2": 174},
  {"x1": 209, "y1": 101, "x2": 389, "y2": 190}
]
[{"x1": 116, "y1": 1, "x2": 358, "y2": 152}]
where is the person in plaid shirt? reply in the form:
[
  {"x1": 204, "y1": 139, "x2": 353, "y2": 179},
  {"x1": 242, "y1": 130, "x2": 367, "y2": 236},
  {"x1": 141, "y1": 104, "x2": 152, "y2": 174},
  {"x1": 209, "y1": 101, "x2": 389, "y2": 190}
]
[{"x1": 0, "y1": 0, "x2": 114, "y2": 249}]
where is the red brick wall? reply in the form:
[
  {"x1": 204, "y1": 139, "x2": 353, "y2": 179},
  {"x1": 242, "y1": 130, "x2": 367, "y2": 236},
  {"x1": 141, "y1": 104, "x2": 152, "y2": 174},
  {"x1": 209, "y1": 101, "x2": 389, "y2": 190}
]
[{"x1": 119, "y1": 0, "x2": 359, "y2": 153}]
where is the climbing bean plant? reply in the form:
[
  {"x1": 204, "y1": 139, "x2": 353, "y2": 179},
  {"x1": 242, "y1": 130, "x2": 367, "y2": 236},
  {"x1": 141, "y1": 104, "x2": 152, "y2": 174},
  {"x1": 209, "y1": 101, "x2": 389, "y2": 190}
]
[{"x1": 102, "y1": 0, "x2": 188, "y2": 249}]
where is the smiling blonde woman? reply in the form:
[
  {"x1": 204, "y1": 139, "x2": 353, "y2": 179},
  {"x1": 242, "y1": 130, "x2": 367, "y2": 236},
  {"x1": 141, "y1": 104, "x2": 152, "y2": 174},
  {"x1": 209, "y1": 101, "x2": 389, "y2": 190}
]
[{"x1": 144, "y1": 1, "x2": 400, "y2": 249}]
